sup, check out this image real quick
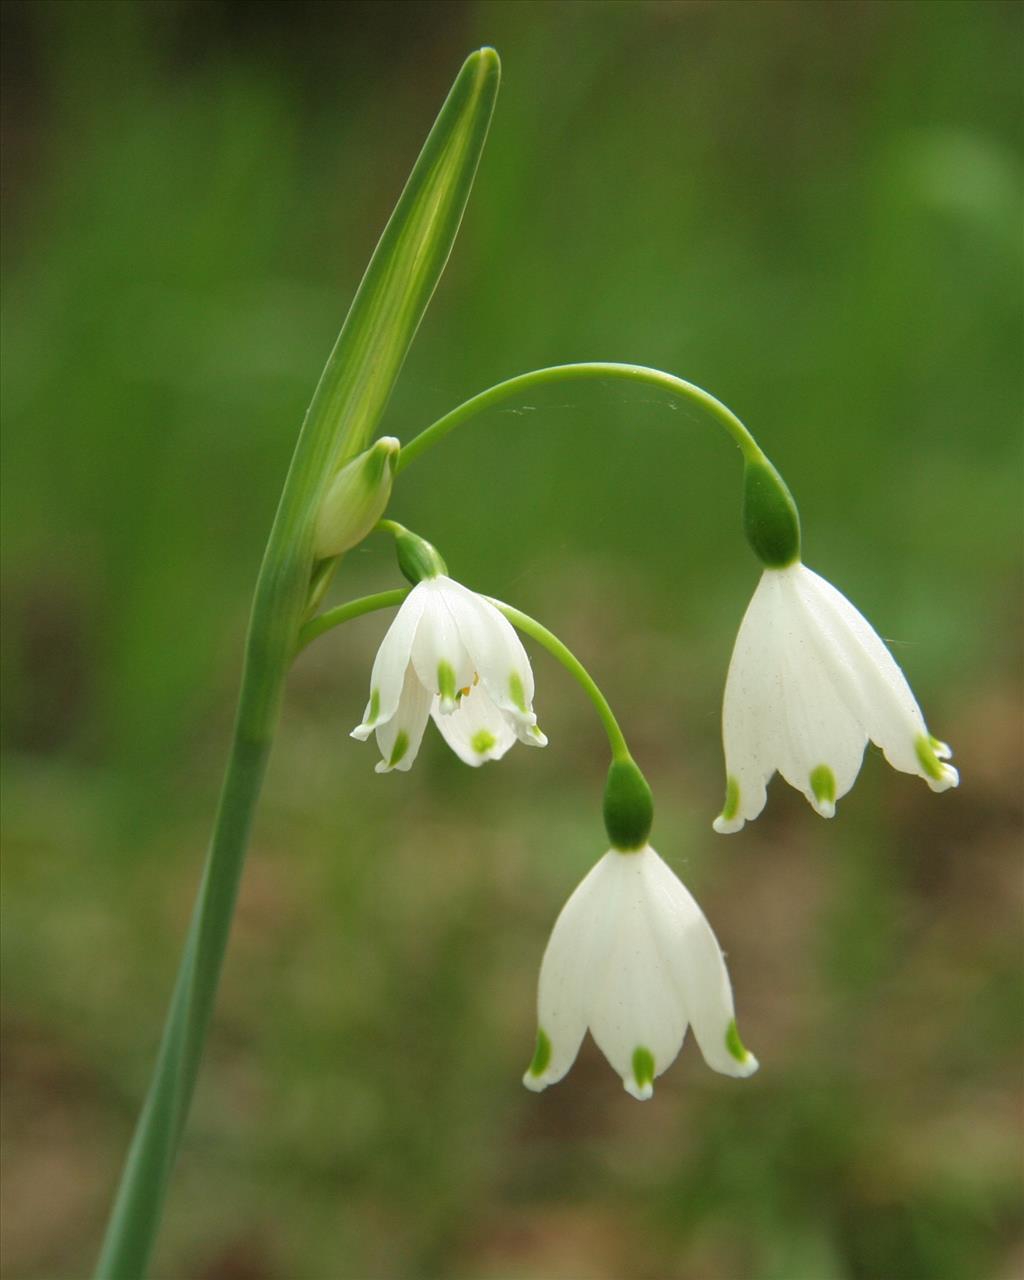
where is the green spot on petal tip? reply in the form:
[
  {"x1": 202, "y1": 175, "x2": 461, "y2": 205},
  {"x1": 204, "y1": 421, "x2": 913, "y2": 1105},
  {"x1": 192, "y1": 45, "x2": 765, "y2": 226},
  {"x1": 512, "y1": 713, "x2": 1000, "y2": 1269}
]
[
  {"x1": 528, "y1": 1029, "x2": 551, "y2": 1077},
  {"x1": 632, "y1": 1046, "x2": 655, "y2": 1089},
  {"x1": 508, "y1": 671, "x2": 527, "y2": 714},
  {"x1": 471, "y1": 729, "x2": 496, "y2": 755},
  {"x1": 388, "y1": 731, "x2": 409, "y2": 767},
  {"x1": 721, "y1": 776, "x2": 740, "y2": 821},
  {"x1": 915, "y1": 734, "x2": 946, "y2": 781},
  {"x1": 725, "y1": 1019, "x2": 748, "y2": 1064},
  {"x1": 367, "y1": 689, "x2": 380, "y2": 725},
  {"x1": 809, "y1": 764, "x2": 836, "y2": 814},
  {"x1": 437, "y1": 660, "x2": 457, "y2": 704}
]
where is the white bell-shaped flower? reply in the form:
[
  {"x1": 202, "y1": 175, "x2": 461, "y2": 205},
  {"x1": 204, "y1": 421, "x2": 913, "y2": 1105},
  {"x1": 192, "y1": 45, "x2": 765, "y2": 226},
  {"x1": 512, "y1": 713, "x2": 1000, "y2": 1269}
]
[
  {"x1": 523, "y1": 845, "x2": 758, "y2": 1100},
  {"x1": 352, "y1": 576, "x2": 546, "y2": 773},
  {"x1": 714, "y1": 562, "x2": 958, "y2": 833}
]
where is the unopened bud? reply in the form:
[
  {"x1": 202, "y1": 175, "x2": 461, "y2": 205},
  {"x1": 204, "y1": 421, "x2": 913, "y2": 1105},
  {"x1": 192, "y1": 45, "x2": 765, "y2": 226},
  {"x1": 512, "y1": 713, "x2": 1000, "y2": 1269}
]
[{"x1": 313, "y1": 437, "x2": 400, "y2": 557}]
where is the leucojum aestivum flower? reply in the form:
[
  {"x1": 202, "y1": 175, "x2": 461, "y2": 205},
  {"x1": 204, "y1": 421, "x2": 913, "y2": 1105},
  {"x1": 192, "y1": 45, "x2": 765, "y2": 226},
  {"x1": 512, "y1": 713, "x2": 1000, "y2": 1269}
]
[{"x1": 95, "y1": 50, "x2": 958, "y2": 1278}]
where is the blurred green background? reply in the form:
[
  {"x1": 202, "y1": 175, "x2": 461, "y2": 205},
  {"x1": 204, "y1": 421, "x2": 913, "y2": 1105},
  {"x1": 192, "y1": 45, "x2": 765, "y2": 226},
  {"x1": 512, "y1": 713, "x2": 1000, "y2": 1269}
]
[{"x1": 2, "y1": 2, "x2": 1022, "y2": 1277}]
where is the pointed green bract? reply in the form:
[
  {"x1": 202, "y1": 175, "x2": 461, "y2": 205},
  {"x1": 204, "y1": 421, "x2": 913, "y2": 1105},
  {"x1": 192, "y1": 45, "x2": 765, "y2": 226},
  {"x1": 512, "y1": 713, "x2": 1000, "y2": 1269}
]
[{"x1": 95, "y1": 52, "x2": 500, "y2": 1280}]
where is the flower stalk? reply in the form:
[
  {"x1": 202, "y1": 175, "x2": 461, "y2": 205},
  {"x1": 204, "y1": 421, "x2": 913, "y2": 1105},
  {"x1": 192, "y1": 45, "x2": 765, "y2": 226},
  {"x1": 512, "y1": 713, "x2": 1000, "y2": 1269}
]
[{"x1": 95, "y1": 49, "x2": 500, "y2": 1280}]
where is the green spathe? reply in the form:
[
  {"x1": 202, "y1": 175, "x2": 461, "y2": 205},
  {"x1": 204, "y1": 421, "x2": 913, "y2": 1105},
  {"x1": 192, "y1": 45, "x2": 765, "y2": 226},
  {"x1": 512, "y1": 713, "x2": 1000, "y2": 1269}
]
[
  {"x1": 94, "y1": 49, "x2": 501, "y2": 1280},
  {"x1": 742, "y1": 456, "x2": 801, "y2": 568},
  {"x1": 603, "y1": 758, "x2": 654, "y2": 851}
]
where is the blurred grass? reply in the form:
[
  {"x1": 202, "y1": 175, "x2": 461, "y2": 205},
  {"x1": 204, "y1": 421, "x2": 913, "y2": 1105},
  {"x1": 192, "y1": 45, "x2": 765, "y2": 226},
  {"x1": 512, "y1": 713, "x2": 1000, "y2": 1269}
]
[{"x1": 1, "y1": 2, "x2": 1022, "y2": 1278}]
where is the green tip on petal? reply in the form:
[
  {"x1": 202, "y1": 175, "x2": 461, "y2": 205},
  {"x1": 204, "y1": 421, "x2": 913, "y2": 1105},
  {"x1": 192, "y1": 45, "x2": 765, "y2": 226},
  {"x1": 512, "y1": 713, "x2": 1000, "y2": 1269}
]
[
  {"x1": 916, "y1": 734, "x2": 946, "y2": 781},
  {"x1": 528, "y1": 1028, "x2": 552, "y2": 1077},
  {"x1": 508, "y1": 671, "x2": 528, "y2": 714},
  {"x1": 725, "y1": 1019, "x2": 750, "y2": 1064},
  {"x1": 722, "y1": 775, "x2": 740, "y2": 821},
  {"x1": 713, "y1": 776, "x2": 744, "y2": 834},
  {"x1": 809, "y1": 764, "x2": 837, "y2": 818},
  {"x1": 471, "y1": 729, "x2": 497, "y2": 755},
  {"x1": 437, "y1": 660, "x2": 458, "y2": 707},
  {"x1": 632, "y1": 1044, "x2": 655, "y2": 1095},
  {"x1": 366, "y1": 688, "x2": 381, "y2": 726},
  {"x1": 388, "y1": 731, "x2": 409, "y2": 768}
]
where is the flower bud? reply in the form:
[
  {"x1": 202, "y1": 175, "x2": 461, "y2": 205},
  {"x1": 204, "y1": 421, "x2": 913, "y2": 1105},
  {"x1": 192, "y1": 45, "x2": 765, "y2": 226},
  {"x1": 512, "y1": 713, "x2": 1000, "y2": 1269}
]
[{"x1": 313, "y1": 437, "x2": 400, "y2": 558}]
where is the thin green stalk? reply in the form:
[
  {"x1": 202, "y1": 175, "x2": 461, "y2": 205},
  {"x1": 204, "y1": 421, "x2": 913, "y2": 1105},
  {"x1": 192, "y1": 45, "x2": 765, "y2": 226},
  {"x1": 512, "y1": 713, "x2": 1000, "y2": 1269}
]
[
  {"x1": 297, "y1": 588, "x2": 410, "y2": 653},
  {"x1": 95, "y1": 48, "x2": 500, "y2": 1279},
  {"x1": 94, "y1": 685, "x2": 274, "y2": 1279},
  {"x1": 488, "y1": 598, "x2": 633, "y2": 763},
  {"x1": 396, "y1": 362, "x2": 768, "y2": 473}
]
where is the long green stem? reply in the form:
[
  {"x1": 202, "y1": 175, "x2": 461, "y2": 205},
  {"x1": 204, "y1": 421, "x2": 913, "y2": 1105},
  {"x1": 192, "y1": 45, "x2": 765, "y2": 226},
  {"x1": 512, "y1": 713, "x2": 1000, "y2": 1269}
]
[
  {"x1": 95, "y1": 647, "x2": 283, "y2": 1279},
  {"x1": 489, "y1": 599, "x2": 632, "y2": 762},
  {"x1": 396, "y1": 362, "x2": 767, "y2": 473},
  {"x1": 95, "y1": 49, "x2": 500, "y2": 1278}
]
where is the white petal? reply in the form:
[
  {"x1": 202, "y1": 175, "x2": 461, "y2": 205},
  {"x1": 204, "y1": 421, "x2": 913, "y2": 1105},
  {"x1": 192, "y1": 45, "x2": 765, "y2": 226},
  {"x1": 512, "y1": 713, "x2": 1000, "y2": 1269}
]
[
  {"x1": 430, "y1": 683, "x2": 518, "y2": 767},
  {"x1": 524, "y1": 856, "x2": 615, "y2": 1092},
  {"x1": 715, "y1": 571, "x2": 783, "y2": 832},
  {"x1": 771, "y1": 571, "x2": 867, "y2": 817},
  {"x1": 409, "y1": 579, "x2": 475, "y2": 713},
  {"x1": 351, "y1": 587, "x2": 425, "y2": 740},
  {"x1": 373, "y1": 665, "x2": 432, "y2": 773},
  {"x1": 643, "y1": 849, "x2": 758, "y2": 1079},
  {"x1": 442, "y1": 581, "x2": 541, "y2": 741},
  {"x1": 794, "y1": 566, "x2": 959, "y2": 791},
  {"x1": 585, "y1": 850, "x2": 689, "y2": 1100}
]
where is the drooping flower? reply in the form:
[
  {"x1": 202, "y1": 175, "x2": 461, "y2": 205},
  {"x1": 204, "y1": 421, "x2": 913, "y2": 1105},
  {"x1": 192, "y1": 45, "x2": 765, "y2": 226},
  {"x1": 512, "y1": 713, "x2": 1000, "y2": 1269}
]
[
  {"x1": 714, "y1": 562, "x2": 958, "y2": 833},
  {"x1": 523, "y1": 844, "x2": 757, "y2": 1100},
  {"x1": 352, "y1": 576, "x2": 546, "y2": 772}
]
